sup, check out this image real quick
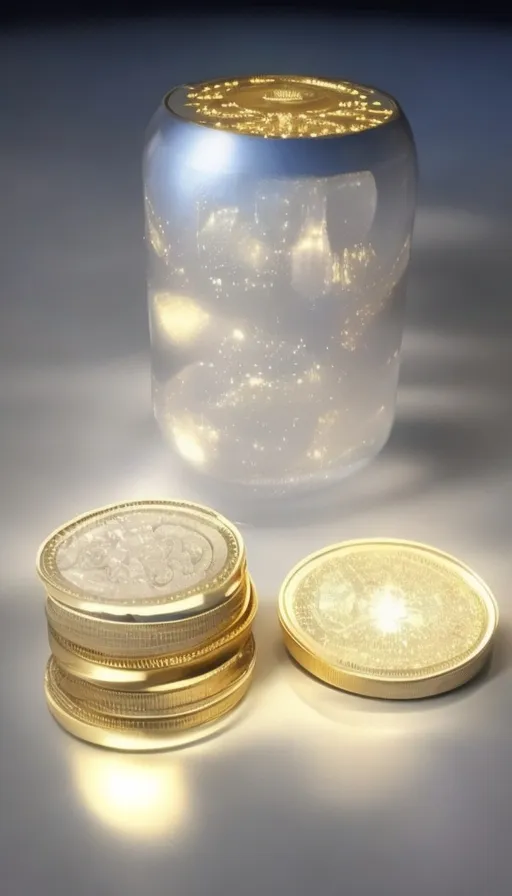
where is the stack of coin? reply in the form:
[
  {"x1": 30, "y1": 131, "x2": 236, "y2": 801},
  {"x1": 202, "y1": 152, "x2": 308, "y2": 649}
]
[{"x1": 37, "y1": 500, "x2": 257, "y2": 750}]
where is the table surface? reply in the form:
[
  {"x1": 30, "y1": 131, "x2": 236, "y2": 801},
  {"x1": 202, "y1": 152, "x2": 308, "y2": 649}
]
[{"x1": 1, "y1": 16, "x2": 512, "y2": 896}]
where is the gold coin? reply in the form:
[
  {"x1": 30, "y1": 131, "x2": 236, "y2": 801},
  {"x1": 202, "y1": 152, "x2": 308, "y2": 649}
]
[
  {"x1": 167, "y1": 76, "x2": 397, "y2": 138},
  {"x1": 48, "y1": 583, "x2": 258, "y2": 689},
  {"x1": 45, "y1": 572, "x2": 249, "y2": 658},
  {"x1": 37, "y1": 499, "x2": 245, "y2": 618},
  {"x1": 45, "y1": 654, "x2": 254, "y2": 751},
  {"x1": 48, "y1": 635, "x2": 255, "y2": 717},
  {"x1": 279, "y1": 539, "x2": 499, "y2": 699}
]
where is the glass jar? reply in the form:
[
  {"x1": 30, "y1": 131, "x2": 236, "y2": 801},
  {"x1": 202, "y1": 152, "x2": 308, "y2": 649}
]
[{"x1": 143, "y1": 76, "x2": 417, "y2": 520}]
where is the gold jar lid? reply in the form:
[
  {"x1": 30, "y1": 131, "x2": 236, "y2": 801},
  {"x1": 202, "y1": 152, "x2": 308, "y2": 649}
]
[
  {"x1": 48, "y1": 582, "x2": 258, "y2": 689},
  {"x1": 45, "y1": 652, "x2": 255, "y2": 751},
  {"x1": 47, "y1": 635, "x2": 255, "y2": 718},
  {"x1": 37, "y1": 500, "x2": 245, "y2": 619},
  {"x1": 166, "y1": 75, "x2": 397, "y2": 138},
  {"x1": 45, "y1": 572, "x2": 250, "y2": 658},
  {"x1": 278, "y1": 539, "x2": 499, "y2": 699}
]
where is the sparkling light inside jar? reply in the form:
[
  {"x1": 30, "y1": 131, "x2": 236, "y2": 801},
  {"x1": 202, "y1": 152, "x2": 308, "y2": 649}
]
[{"x1": 143, "y1": 76, "x2": 417, "y2": 517}]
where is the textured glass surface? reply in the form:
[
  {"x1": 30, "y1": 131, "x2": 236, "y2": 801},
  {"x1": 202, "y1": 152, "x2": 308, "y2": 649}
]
[{"x1": 144, "y1": 76, "x2": 417, "y2": 515}]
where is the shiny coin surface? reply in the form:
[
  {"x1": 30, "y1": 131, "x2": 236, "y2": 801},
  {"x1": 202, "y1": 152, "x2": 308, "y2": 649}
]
[
  {"x1": 48, "y1": 635, "x2": 255, "y2": 718},
  {"x1": 45, "y1": 655, "x2": 254, "y2": 752},
  {"x1": 37, "y1": 500, "x2": 245, "y2": 618},
  {"x1": 48, "y1": 582, "x2": 258, "y2": 689},
  {"x1": 45, "y1": 572, "x2": 250, "y2": 658},
  {"x1": 279, "y1": 539, "x2": 499, "y2": 699}
]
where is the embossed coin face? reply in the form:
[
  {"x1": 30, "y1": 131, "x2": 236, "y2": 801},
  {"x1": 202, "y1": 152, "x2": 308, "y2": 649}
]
[
  {"x1": 37, "y1": 500, "x2": 245, "y2": 618},
  {"x1": 166, "y1": 75, "x2": 397, "y2": 138},
  {"x1": 279, "y1": 540, "x2": 498, "y2": 698}
]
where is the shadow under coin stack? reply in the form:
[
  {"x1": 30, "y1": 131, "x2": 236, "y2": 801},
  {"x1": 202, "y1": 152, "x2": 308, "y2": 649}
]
[{"x1": 37, "y1": 500, "x2": 257, "y2": 751}]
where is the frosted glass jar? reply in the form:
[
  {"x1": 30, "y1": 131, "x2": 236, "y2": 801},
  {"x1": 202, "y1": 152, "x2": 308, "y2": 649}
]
[{"x1": 143, "y1": 76, "x2": 417, "y2": 519}]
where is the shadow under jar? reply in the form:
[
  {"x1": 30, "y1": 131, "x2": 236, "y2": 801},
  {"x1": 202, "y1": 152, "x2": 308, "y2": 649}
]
[{"x1": 143, "y1": 75, "x2": 417, "y2": 521}]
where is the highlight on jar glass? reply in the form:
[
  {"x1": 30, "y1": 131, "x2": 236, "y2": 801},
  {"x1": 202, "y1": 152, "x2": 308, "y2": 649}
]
[{"x1": 143, "y1": 75, "x2": 417, "y2": 517}]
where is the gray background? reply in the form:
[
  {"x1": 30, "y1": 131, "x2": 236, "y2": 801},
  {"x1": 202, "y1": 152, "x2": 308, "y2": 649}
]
[{"x1": 1, "y1": 16, "x2": 512, "y2": 896}]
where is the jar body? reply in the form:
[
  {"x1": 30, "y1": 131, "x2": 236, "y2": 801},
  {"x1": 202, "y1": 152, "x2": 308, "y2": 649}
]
[{"x1": 144, "y1": 94, "x2": 417, "y2": 516}]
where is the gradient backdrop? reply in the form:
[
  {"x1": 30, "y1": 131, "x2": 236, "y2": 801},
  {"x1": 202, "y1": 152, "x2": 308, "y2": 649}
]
[{"x1": 1, "y1": 11, "x2": 512, "y2": 896}]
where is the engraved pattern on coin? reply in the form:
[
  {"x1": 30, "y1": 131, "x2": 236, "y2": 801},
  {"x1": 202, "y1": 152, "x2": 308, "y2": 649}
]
[
  {"x1": 56, "y1": 510, "x2": 227, "y2": 601},
  {"x1": 291, "y1": 547, "x2": 488, "y2": 676},
  {"x1": 170, "y1": 76, "x2": 396, "y2": 138}
]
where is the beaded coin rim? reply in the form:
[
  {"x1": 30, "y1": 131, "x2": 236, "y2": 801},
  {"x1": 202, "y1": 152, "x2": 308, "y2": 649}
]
[
  {"x1": 48, "y1": 634, "x2": 255, "y2": 717},
  {"x1": 47, "y1": 584, "x2": 258, "y2": 689},
  {"x1": 45, "y1": 661, "x2": 254, "y2": 751},
  {"x1": 45, "y1": 572, "x2": 249, "y2": 658}
]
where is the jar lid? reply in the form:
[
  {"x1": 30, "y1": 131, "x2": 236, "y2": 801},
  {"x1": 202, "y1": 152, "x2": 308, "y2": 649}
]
[
  {"x1": 278, "y1": 539, "x2": 498, "y2": 699},
  {"x1": 155, "y1": 76, "x2": 410, "y2": 178},
  {"x1": 37, "y1": 499, "x2": 245, "y2": 619},
  {"x1": 165, "y1": 75, "x2": 398, "y2": 139}
]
